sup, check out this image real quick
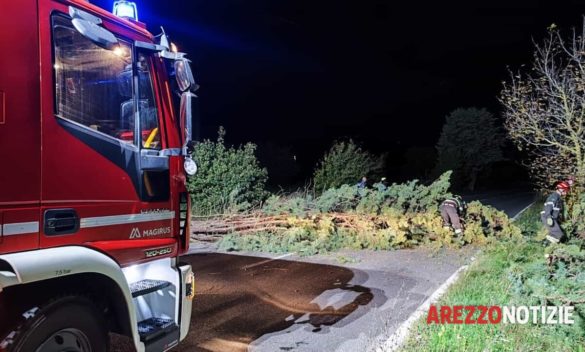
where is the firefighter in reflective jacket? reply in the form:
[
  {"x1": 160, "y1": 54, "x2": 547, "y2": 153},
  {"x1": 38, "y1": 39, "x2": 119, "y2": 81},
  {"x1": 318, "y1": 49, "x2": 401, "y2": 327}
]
[
  {"x1": 440, "y1": 195, "x2": 466, "y2": 235},
  {"x1": 541, "y1": 181, "x2": 570, "y2": 243}
]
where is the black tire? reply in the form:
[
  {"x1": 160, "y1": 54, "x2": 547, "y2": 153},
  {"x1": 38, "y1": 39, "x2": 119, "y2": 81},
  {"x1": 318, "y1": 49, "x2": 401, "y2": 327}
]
[{"x1": 1, "y1": 295, "x2": 108, "y2": 352}]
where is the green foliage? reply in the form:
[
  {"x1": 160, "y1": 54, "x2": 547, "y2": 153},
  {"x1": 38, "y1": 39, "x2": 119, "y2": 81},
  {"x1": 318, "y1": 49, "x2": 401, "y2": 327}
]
[
  {"x1": 403, "y1": 241, "x2": 585, "y2": 351},
  {"x1": 313, "y1": 140, "x2": 383, "y2": 192},
  {"x1": 435, "y1": 108, "x2": 505, "y2": 190},
  {"x1": 316, "y1": 185, "x2": 362, "y2": 212},
  {"x1": 562, "y1": 191, "x2": 585, "y2": 238},
  {"x1": 507, "y1": 242, "x2": 585, "y2": 342},
  {"x1": 508, "y1": 202, "x2": 585, "y2": 318},
  {"x1": 262, "y1": 194, "x2": 311, "y2": 217},
  {"x1": 264, "y1": 171, "x2": 453, "y2": 215},
  {"x1": 463, "y1": 201, "x2": 523, "y2": 244},
  {"x1": 219, "y1": 172, "x2": 521, "y2": 255},
  {"x1": 187, "y1": 127, "x2": 268, "y2": 215}
]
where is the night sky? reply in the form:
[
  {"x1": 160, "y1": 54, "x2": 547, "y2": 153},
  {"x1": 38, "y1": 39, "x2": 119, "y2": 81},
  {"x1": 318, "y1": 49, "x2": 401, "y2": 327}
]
[{"x1": 94, "y1": 0, "x2": 583, "y2": 176}]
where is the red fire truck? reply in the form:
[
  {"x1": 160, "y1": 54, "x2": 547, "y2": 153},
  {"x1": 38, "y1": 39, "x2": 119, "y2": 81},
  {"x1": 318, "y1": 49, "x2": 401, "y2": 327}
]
[{"x1": 0, "y1": 0, "x2": 199, "y2": 351}]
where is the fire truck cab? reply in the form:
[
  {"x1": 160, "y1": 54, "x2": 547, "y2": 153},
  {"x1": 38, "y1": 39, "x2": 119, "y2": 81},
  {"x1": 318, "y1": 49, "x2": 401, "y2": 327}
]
[{"x1": 0, "y1": 0, "x2": 198, "y2": 351}]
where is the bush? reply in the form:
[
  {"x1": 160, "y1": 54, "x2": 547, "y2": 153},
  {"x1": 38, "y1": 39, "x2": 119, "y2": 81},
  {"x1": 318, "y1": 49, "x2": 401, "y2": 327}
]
[
  {"x1": 503, "y1": 202, "x2": 585, "y2": 334},
  {"x1": 562, "y1": 191, "x2": 585, "y2": 238},
  {"x1": 187, "y1": 127, "x2": 268, "y2": 215},
  {"x1": 313, "y1": 140, "x2": 383, "y2": 192},
  {"x1": 508, "y1": 243, "x2": 585, "y2": 329}
]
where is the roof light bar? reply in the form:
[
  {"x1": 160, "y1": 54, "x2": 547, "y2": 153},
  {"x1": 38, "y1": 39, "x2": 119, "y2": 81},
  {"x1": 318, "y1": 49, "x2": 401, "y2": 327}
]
[{"x1": 113, "y1": 1, "x2": 138, "y2": 21}]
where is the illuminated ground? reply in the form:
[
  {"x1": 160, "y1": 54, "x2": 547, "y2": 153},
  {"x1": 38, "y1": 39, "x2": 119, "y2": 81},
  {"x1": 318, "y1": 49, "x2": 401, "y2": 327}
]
[{"x1": 112, "y1": 191, "x2": 532, "y2": 352}]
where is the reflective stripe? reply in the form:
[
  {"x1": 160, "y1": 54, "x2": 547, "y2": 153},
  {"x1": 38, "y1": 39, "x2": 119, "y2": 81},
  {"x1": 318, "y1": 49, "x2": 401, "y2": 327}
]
[
  {"x1": 544, "y1": 202, "x2": 555, "y2": 206},
  {"x1": 3, "y1": 222, "x2": 39, "y2": 236},
  {"x1": 553, "y1": 207, "x2": 561, "y2": 211},
  {"x1": 80, "y1": 211, "x2": 175, "y2": 229}
]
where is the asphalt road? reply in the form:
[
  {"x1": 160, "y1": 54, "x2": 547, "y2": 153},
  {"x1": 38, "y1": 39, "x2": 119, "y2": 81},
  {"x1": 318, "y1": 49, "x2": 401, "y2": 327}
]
[
  {"x1": 112, "y1": 191, "x2": 534, "y2": 352},
  {"x1": 176, "y1": 248, "x2": 473, "y2": 352},
  {"x1": 463, "y1": 189, "x2": 537, "y2": 218}
]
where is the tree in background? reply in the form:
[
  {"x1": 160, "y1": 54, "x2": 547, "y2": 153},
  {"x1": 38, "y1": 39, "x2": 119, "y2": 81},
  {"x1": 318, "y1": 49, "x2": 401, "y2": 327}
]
[
  {"x1": 187, "y1": 127, "x2": 268, "y2": 215},
  {"x1": 313, "y1": 140, "x2": 383, "y2": 192},
  {"x1": 501, "y1": 22, "x2": 585, "y2": 190},
  {"x1": 435, "y1": 108, "x2": 505, "y2": 190}
]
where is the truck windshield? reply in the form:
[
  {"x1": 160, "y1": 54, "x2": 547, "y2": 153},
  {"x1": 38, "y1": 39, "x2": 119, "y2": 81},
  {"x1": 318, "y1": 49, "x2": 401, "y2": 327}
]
[{"x1": 52, "y1": 15, "x2": 160, "y2": 149}]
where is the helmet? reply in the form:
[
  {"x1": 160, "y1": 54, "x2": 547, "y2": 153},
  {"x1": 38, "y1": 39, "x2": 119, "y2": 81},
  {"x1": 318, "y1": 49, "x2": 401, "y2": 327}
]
[{"x1": 556, "y1": 181, "x2": 570, "y2": 192}]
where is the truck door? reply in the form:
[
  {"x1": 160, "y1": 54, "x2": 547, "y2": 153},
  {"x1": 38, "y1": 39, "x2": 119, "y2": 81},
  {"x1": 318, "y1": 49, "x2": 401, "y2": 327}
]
[
  {"x1": 38, "y1": 2, "x2": 177, "y2": 264},
  {"x1": 0, "y1": 0, "x2": 41, "y2": 254}
]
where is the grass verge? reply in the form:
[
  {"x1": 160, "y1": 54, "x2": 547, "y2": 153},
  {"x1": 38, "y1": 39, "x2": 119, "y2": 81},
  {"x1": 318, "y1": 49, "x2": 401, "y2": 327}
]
[{"x1": 402, "y1": 223, "x2": 585, "y2": 351}]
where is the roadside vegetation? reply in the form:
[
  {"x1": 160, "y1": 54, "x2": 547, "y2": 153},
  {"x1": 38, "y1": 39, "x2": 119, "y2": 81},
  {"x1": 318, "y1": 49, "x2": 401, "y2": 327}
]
[
  {"x1": 313, "y1": 139, "x2": 384, "y2": 193},
  {"x1": 188, "y1": 131, "x2": 520, "y2": 256},
  {"x1": 187, "y1": 127, "x2": 268, "y2": 215},
  {"x1": 214, "y1": 171, "x2": 520, "y2": 255},
  {"x1": 402, "y1": 204, "x2": 585, "y2": 352}
]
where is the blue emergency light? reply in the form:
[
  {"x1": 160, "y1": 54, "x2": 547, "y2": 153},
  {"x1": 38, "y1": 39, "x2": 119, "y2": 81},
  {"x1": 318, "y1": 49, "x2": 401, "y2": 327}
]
[{"x1": 113, "y1": 1, "x2": 138, "y2": 21}]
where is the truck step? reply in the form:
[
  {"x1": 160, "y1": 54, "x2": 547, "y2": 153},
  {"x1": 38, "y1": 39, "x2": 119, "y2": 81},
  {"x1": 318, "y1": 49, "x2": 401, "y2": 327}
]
[
  {"x1": 130, "y1": 279, "x2": 171, "y2": 298},
  {"x1": 137, "y1": 317, "x2": 177, "y2": 342}
]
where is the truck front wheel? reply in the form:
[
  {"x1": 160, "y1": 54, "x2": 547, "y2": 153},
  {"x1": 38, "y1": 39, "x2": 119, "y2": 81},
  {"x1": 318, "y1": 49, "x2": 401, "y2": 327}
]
[{"x1": 1, "y1": 295, "x2": 108, "y2": 352}]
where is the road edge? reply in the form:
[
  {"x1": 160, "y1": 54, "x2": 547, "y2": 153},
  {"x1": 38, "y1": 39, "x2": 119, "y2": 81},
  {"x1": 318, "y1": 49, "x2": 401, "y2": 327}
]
[
  {"x1": 369, "y1": 198, "x2": 534, "y2": 352},
  {"x1": 368, "y1": 256, "x2": 476, "y2": 352}
]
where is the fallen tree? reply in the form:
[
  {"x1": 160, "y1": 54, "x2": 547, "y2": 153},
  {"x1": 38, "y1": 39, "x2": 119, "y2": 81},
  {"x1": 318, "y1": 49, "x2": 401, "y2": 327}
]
[{"x1": 191, "y1": 172, "x2": 522, "y2": 255}]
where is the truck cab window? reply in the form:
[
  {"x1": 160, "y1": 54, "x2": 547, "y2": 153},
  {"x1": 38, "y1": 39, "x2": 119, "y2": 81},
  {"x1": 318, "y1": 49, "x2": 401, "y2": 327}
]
[
  {"x1": 52, "y1": 16, "x2": 161, "y2": 150},
  {"x1": 53, "y1": 16, "x2": 135, "y2": 144},
  {"x1": 137, "y1": 53, "x2": 161, "y2": 150}
]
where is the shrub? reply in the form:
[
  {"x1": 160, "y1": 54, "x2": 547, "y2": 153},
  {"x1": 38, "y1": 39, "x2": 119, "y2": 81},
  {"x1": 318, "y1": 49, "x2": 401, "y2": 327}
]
[
  {"x1": 563, "y1": 192, "x2": 585, "y2": 238},
  {"x1": 313, "y1": 140, "x2": 383, "y2": 192},
  {"x1": 187, "y1": 127, "x2": 268, "y2": 215},
  {"x1": 508, "y1": 243, "x2": 585, "y2": 327}
]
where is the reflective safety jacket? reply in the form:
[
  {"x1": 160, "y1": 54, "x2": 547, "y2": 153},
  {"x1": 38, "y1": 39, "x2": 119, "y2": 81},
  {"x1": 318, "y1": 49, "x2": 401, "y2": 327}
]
[
  {"x1": 542, "y1": 191, "x2": 563, "y2": 220},
  {"x1": 442, "y1": 197, "x2": 467, "y2": 216}
]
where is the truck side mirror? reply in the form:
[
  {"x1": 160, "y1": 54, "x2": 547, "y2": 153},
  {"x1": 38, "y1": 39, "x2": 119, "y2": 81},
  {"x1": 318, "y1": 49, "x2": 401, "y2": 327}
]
[
  {"x1": 175, "y1": 59, "x2": 198, "y2": 93},
  {"x1": 180, "y1": 92, "x2": 198, "y2": 175},
  {"x1": 180, "y1": 92, "x2": 199, "y2": 146}
]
